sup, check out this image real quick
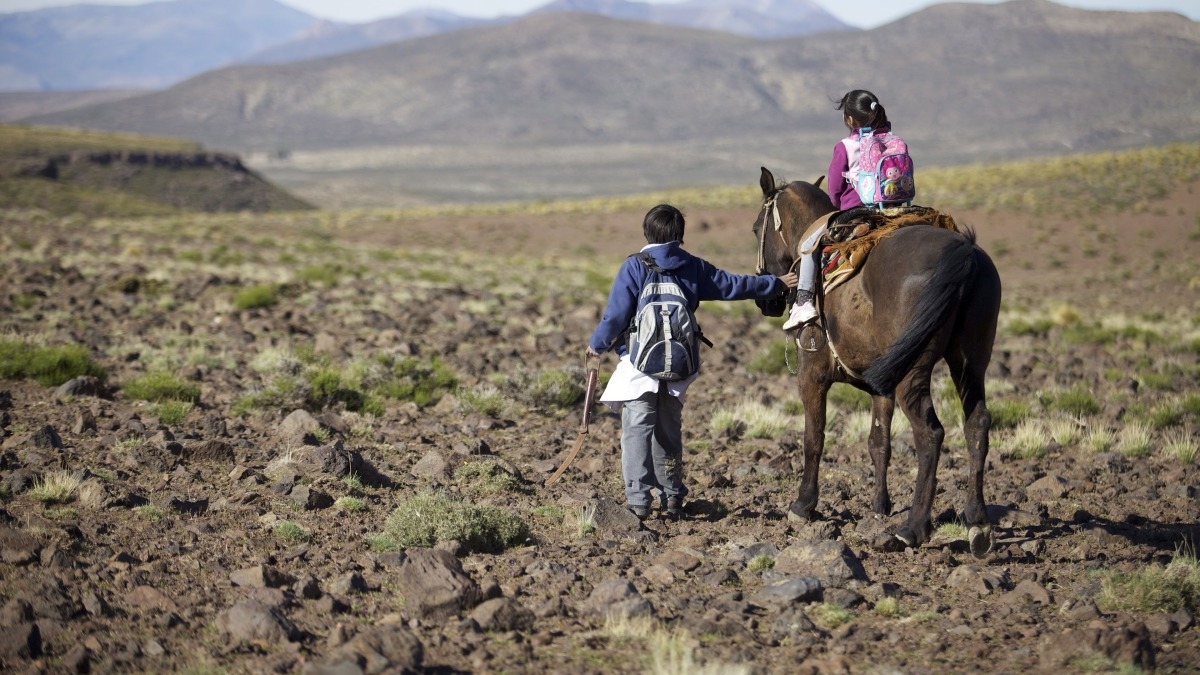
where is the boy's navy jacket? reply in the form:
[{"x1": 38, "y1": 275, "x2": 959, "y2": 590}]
[{"x1": 589, "y1": 241, "x2": 785, "y2": 357}]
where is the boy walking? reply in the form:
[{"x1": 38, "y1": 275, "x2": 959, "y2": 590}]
[{"x1": 587, "y1": 204, "x2": 797, "y2": 519}]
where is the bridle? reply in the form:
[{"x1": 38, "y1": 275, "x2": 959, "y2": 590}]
[
  {"x1": 755, "y1": 184, "x2": 867, "y2": 384},
  {"x1": 755, "y1": 188, "x2": 801, "y2": 276}
]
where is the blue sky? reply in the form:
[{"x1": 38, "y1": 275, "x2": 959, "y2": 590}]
[{"x1": 1, "y1": 0, "x2": 1196, "y2": 28}]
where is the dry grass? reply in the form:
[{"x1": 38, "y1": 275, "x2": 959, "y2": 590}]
[{"x1": 28, "y1": 470, "x2": 83, "y2": 504}]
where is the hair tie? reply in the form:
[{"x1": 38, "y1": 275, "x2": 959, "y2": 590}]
[{"x1": 870, "y1": 101, "x2": 878, "y2": 111}]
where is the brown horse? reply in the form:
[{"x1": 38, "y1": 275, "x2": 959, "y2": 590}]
[{"x1": 751, "y1": 167, "x2": 1001, "y2": 555}]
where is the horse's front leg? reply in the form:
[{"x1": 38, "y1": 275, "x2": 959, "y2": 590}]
[
  {"x1": 788, "y1": 363, "x2": 830, "y2": 522},
  {"x1": 868, "y1": 393, "x2": 894, "y2": 516}
]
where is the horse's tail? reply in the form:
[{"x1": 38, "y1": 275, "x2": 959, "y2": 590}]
[{"x1": 862, "y1": 229, "x2": 980, "y2": 395}]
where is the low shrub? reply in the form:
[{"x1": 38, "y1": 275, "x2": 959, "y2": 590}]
[
  {"x1": 373, "y1": 355, "x2": 457, "y2": 408},
  {"x1": 453, "y1": 459, "x2": 523, "y2": 494},
  {"x1": 383, "y1": 492, "x2": 530, "y2": 554}
]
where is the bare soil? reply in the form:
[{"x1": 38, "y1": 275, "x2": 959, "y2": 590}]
[{"x1": 0, "y1": 182, "x2": 1198, "y2": 674}]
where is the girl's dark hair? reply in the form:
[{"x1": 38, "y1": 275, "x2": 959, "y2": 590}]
[
  {"x1": 838, "y1": 89, "x2": 889, "y2": 130},
  {"x1": 643, "y1": 203, "x2": 685, "y2": 244}
]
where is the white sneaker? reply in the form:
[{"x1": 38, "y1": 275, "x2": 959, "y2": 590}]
[{"x1": 782, "y1": 301, "x2": 817, "y2": 330}]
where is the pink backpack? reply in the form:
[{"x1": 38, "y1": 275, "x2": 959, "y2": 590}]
[{"x1": 847, "y1": 129, "x2": 916, "y2": 207}]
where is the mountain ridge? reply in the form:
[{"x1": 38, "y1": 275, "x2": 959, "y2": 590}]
[{"x1": 14, "y1": 0, "x2": 1200, "y2": 206}]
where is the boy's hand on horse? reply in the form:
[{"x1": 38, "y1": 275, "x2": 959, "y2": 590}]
[
  {"x1": 586, "y1": 346, "x2": 602, "y2": 358},
  {"x1": 778, "y1": 272, "x2": 799, "y2": 289}
]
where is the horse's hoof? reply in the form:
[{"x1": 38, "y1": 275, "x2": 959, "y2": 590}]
[
  {"x1": 786, "y1": 503, "x2": 815, "y2": 523},
  {"x1": 968, "y1": 525, "x2": 994, "y2": 558}
]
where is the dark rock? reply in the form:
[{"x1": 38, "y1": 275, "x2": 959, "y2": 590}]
[
  {"x1": 395, "y1": 549, "x2": 482, "y2": 621},
  {"x1": 216, "y1": 599, "x2": 300, "y2": 645},
  {"x1": 295, "y1": 575, "x2": 322, "y2": 599},
  {"x1": 583, "y1": 497, "x2": 643, "y2": 536},
  {"x1": 582, "y1": 578, "x2": 652, "y2": 619},
  {"x1": 469, "y1": 597, "x2": 534, "y2": 632},
  {"x1": 1027, "y1": 474, "x2": 1070, "y2": 500},
  {"x1": 701, "y1": 569, "x2": 740, "y2": 586},
  {"x1": 31, "y1": 425, "x2": 63, "y2": 450},
  {"x1": 771, "y1": 606, "x2": 816, "y2": 642},
  {"x1": 410, "y1": 450, "x2": 453, "y2": 480},
  {"x1": 62, "y1": 642, "x2": 92, "y2": 673},
  {"x1": 946, "y1": 565, "x2": 1011, "y2": 596},
  {"x1": 823, "y1": 587, "x2": 864, "y2": 609},
  {"x1": 749, "y1": 577, "x2": 823, "y2": 610},
  {"x1": 0, "y1": 597, "x2": 34, "y2": 626},
  {"x1": 315, "y1": 595, "x2": 350, "y2": 615},
  {"x1": 124, "y1": 585, "x2": 178, "y2": 613},
  {"x1": 184, "y1": 440, "x2": 235, "y2": 463},
  {"x1": 167, "y1": 495, "x2": 208, "y2": 515},
  {"x1": 290, "y1": 484, "x2": 334, "y2": 510},
  {"x1": 774, "y1": 541, "x2": 867, "y2": 587},
  {"x1": 328, "y1": 571, "x2": 368, "y2": 596},
  {"x1": 0, "y1": 527, "x2": 40, "y2": 565},
  {"x1": 1038, "y1": 622, "x2": 1154, "y2": 671},
  {"x1": 72, "y1": 409, "x2": 98, "y2": 434},
  {"x1": 728, "y1": 542, "x2": 779, "y2": 562},
  {"x1": 0, "y1": 622, "x2": 41, "y2": 660},
  {"x1": 230, "y1": 564, "x2": 296, "y2": 589},
  {"x1": 56, "y1": 376, "x2": 106, "y2": 399},
  {"x1": 309, "y1": 624, "x2": 423, "y2": 675}
]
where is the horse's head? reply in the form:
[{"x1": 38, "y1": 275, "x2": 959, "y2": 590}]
[{"x1": 752, "y1": 166, "x2": 835, "y2": 316}]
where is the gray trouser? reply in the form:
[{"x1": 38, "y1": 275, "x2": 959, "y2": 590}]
[
  {"x1": 620, "y1": 386, "x2": 686, "y2": 508},
  {"x1": 797, "y1": 224, "x2": 826, "y2": 294}
]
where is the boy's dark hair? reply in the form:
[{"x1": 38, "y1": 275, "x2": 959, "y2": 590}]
[
  {"x1": 838, "y1": 89, "x2": 889, "y2": 130},
  {"x1": 643, "y1": 204, "x2": 685, "y2": 244}
]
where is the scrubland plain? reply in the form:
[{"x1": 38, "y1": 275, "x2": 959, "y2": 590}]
[{"x1": 0, "y1": 145, "x2": 1199, "y2": 673}]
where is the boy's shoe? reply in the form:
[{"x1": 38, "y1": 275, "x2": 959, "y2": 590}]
[
  {"x1": 628, "y1": 504, "x2": 652, "y2": 520},
  {"x1": 782, "y1": 300, "x2": 818, "y2": 330},
  {"x1": 665, "y1": 497, "x2": 683, "y2": 519}
]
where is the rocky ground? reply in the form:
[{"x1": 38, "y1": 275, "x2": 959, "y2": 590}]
[{"x1": 0, "y1": 183, "x2": 1198, "y2": 674}]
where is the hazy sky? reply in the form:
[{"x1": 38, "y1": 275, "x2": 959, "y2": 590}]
[{"x1": 0, "y1": 0, "x2": 1196, "y2": 28}]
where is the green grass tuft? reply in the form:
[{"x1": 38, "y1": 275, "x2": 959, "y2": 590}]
[
  {"x1": 233, "y1": 284, "x2": 279, "y2": 311},
  {"x1": 0, "y1": 337, "x2": 106, "y2": 387},
  {"x1": 123, "y1": 370, "x2": 200, "y2": 403},
  {"x1": 1097, "y1": 550, "x2": 1200, "y2": 614}
]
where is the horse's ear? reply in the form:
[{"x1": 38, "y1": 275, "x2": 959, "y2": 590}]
[
  {"x1": 759, "y1": 167, "x2": 775, "y2": 197},
  {"x1": 815, "y1": 175, "x2": 825, "y2": 189}
]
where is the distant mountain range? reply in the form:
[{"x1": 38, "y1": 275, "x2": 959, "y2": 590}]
[
  {"x1": 6, "y1": 0, "x2": 1200, "y2": 207},
  {"x1": 0, "y1": 0, "x2": 851, "y2": 91}
]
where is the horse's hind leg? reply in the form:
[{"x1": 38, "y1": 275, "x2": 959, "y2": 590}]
[
  {"x1": 889, "y1": 361, "x2": 942, "y2": 549},
  {"x1": 947, "y1": 340, "x2": 998, "y2": 553},
  {"x1": 868, "y1": 394, "x2": 894, "y2": 515},
  {"x1": 789, "y1": 364, "x2": 831, "y2": 522}
]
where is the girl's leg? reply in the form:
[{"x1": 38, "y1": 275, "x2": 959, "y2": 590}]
[
  {"x1": 650, "y1": 387, "x2": 686, "y2": 508},
  {"x1": 621, "y1": 392, "x2": 660, "y2": 514},
  {"x1": 782, "y1": 226, "x2": 825, "y2": 329}
]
